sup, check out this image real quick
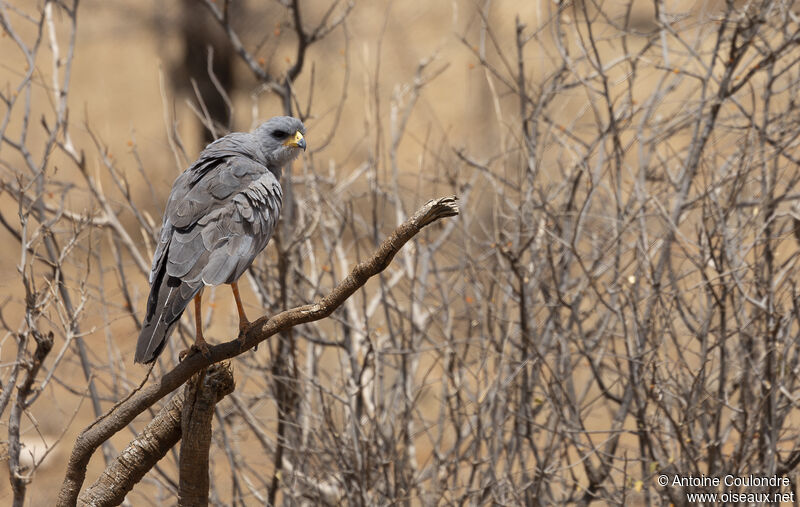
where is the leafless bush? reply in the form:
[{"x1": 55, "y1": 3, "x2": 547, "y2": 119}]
[{"x1": 1, "y1": 0, "x2": 800, "y2": 505}]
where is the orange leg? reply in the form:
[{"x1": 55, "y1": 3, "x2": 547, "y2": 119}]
[
  {"x1": 231, "y1": 281, "x2": 251, "y2": 342},
  {"x1": 181, "y1": 290, "x2": 210, "y2": 360}
]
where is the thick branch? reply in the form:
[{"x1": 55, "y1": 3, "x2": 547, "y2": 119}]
[
  {"x1": 57, "y1": 196, "x2": 458, "y2": 506},
  {"x1": 78, "y1": 363, "x2": 235, "y2": 506},
  {"x1": 178, "y1": 365, "x2": 235, "y2": 506}
]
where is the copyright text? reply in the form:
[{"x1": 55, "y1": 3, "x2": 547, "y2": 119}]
[{"x1": 657, "y1": 474, "x2": 794, "y2": 504}]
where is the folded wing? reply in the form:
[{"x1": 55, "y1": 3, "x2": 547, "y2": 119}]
[{"x1": 135, "y1": 150, "x2": 282, "y2": 363}]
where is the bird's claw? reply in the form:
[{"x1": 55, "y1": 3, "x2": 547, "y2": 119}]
[
  {"x1": 238, "y1": 322, "x2": 258, "y2": 351},
  {"x1": 179, "y1": 341, "x2": 211, "y2": 361}
]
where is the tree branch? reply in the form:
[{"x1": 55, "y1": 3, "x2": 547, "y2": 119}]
[
  {"x1": 178, "y1": 365, "x2": 235, "y2": 506},
  {"x1": 56, "y1": 196, "x2": 459, "y2": 506},
  {"x1": 77, "y1": 363, "x2": 235, "y2": 506}
]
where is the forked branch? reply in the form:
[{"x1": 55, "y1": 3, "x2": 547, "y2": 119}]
[
  {"x1": 77, "y1": 363, "x2": 235, "y2": 506},
  {"x1": 56, "y1": 196, "x2": 459, "y2": 506}
]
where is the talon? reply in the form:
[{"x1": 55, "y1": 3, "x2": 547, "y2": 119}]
[
  {"x1": 179, "y1": 341, "x2": 211, "y2": 361},
  {"x1": 197, "y1": 340, "x2": 211, "y2": 358},
  {"x1": 237, "y1": 325, "x2": 249, "y2": 349}
]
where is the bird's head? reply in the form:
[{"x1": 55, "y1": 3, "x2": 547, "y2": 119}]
[{"x1": 254, "y1": 116, "x2": 307, "y2": 169}]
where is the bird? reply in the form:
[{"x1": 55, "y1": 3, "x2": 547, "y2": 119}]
[{"x1": 135, "y1": 116, "x2": 306, "y2": 364}]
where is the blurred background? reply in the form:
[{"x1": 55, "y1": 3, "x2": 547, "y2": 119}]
[{"x1": 2, "y1": 0, "x2": 800, "y2": 505}]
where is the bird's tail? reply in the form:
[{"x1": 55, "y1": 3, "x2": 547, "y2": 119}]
[{"x1": 135, "y1": 270, "x2": 200, "y2": 364}]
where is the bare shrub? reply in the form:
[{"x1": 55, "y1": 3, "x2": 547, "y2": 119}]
[{"x1": 1, "y1": 0, "x2": 799, "y2": 505}]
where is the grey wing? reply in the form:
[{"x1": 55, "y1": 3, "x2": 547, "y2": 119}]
[
  {"x1": 149, "y1": 217, "x2": 173, "y2": 284},
  {"x1": 164, "y1": 156, "x2": 283, "y2": 287},
  {"x1": 136, "y1": 153, "x2": 281, "y2": 363}
]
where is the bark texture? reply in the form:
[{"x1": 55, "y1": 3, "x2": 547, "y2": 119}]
[
  {"x1": 77, "y1": 363, "x2": 235, "y2": 506},
  {"x1": 178, "y1": 365, "x2": 235, "y2": 506}
]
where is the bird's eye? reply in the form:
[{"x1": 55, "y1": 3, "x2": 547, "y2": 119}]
[{"x1": 272, "y1": 130, "x2": 288, "y2": 138}]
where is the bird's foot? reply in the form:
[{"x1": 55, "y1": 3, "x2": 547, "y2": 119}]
[
  {"x1": 237, "y1": 321, "x2": 258, "y2": 351},
  {"x1": 179, "y1": 339, "x2": 211, "y2": 362}
]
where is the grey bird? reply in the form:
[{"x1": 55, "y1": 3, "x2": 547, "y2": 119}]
[{"x1": 135, "y1": 116, "x2": 306, "y2": 364}]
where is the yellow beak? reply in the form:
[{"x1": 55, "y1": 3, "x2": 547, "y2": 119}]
[{"x1": 283, "y1": 131, "x2": 306, "y2": 151}]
